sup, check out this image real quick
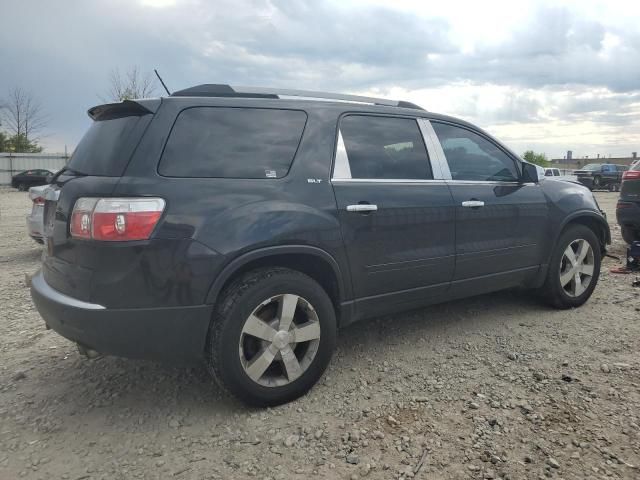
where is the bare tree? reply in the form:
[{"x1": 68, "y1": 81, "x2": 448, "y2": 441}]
[
  {"x1": 1, "y1": 88, "x2": 49, "y2": 152},
  {"x1": 103, "y1": 66, "x2": 158, "y2": 102}
]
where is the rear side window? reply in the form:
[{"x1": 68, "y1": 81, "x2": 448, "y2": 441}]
[
  {"x1": 159, "y1": 107, "x2": 307, "y2": 178},
  {"x1": 69, "y1": 116, "x2": 151, "y2": 176},
  {"x1": 337, "y1": 115, "x2": 432, "y2": 180}
]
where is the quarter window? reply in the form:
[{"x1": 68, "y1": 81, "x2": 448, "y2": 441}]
[
  {"x1": 338, "y1": 115, "x2": 432, "y2": 180},
  {"x1": 159, "y1": 107, "x2": 307, "y2": 178},
  {"x1": 432, "y1": 122, "x2": 519, "y2": 182}
]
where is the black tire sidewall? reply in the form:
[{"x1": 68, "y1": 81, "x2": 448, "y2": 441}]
[
  {"x1": 212, "y1": 270, "x2": 337, "y2": 406},
  {"x1": 546, "y1": 225, "x2": 601, "y2": 308}
]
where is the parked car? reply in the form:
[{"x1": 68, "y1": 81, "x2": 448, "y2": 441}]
[
  {"x1": 574, "y1": 163, "x2": 627, "y2": 191},
  {"x1": 11, "y1": 169, "x2": 54, "y2": 191},
  {"x1": 30, "y1": 86, "x2": 610, "y2": 406},
  {"x1": 26, "y1": 185, "x2": 47, "y2": 244},
  {"x1": 617, "y1": 161, "x2": 640, "y2": 244},
  {"x1": 543, "y1": 167, "x2": 577, "y2": 183}
]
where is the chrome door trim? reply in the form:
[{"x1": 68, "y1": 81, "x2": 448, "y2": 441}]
[
  {"x1": 331, "y1": 178, "x2": 448, "y2": 185},
  {"x1": 418, "y1": 118, "x2": 452, "y2": 180}
]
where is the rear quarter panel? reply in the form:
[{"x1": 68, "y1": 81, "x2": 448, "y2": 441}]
[{"x1": 116, "y1": 99, "x2": 349, "y2": 303}]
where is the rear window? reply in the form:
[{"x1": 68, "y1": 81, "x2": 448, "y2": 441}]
[
  {"x1": 68, "y1": 115, "x2": 151, "y2": 176},
  {"x1": 159, "y1": 107, "x2": 307, "y2": 179}
]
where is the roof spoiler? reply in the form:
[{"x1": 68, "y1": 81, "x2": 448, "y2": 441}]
[{"x1": 87, "y1": 99, "x2": 161, "y2": 121}]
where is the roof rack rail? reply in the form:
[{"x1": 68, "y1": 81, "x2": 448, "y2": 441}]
[{"x1": 170, "y1": 84, "x2": 425, "y2": 110}]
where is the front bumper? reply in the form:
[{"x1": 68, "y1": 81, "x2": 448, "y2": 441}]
[{"x1": 30, "y1": 271, "x2": 212, "y2": 365}]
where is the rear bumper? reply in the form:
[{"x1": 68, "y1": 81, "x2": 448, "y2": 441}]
[
  {"x1": 26, "y1": 213, "x2": 44, "y2": 241},
  {"x1": 30, "y1": 271, "x2": 212, "y2": 365},
  {"x1": 616, "y1": 201, "x2": 640, "y2": 228}
]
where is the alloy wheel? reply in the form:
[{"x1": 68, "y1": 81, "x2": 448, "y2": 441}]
[
  {"x1": 559, "y1": 239, "x2": 595, "y2": 297},
  {"x1": 239, "y1": 294, "x2": 321, "y2": 387}
]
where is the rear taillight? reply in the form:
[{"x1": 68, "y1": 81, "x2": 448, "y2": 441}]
[
  {"x1": 32, "y1": 196, "x2": 45, "y2": 206},
  {"x1": 617, "y1": 201, "x2": 632, "y2": 210},
  {"x1": 70, "y1": 197, "x2": 165, "y2": 241},
  {"x1": 622, "y1": 170, "x2": 640, "y2": 180}
]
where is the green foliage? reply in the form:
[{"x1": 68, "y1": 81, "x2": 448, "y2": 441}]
[
  {"x1": 3, "y1": 133, "x2": 43, "y2": 153},
  {"x1": 522, "y1": 150, "x2": 550, "y2": 167}
]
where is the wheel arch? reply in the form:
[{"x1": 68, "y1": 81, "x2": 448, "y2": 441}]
[
  {"x1": 205, "y1": 245, "x2": 351, "y2": 324},
  {"x1": 558, "y1": 211, "x2": 611, "y2": 253}
]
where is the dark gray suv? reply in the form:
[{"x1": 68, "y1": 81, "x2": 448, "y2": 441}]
[{"x1": 31, "y1": 85, "x2": 610, "y2": 406}]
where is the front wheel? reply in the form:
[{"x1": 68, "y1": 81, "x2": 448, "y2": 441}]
[
  {"x1": 539, "y1": 225, "x2": 601, "y2": 309},
  {"x1": 592, "y1": 176, "x2": 601, "y2": 189},
  {"x1": 206, "y1": 268, "x2": 337, "y2": 406},
  {"x1": 17, "y1": 183, "x2": 27, "y2": 191}
]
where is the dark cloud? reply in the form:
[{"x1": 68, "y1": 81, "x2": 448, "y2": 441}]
[{"x1": 0, "y1": 0, "x2": 638, "y2": 152}]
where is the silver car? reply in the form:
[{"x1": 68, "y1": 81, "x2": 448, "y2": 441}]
[{"x1": 26, "y1": 185, "x2": 47, "y2": 244}]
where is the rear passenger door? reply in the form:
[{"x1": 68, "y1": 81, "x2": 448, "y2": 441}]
[
  {"x1": 429, "y1": 121, "x2": 549, "y2": 292},
  {"x1": 331, "y1": 114, "x2": 456, "y2": 315}
]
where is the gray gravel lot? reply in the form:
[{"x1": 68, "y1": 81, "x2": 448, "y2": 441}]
[{"x1": 1, "y1": 187, "x2": 639, "y2": 480}]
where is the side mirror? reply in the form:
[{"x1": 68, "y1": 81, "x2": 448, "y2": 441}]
[{"x1": 521, "y1": 162, "x2": 539, "y2": 183}]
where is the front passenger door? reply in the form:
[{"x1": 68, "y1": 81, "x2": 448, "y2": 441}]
[{"x1": 430, "y1": 121, "x2": 549, "y2": 293}]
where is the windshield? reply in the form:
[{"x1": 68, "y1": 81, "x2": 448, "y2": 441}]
[
  {"x1": 68, "y1": 115, "x2": 151, "y2": 176},
  {"x1": 581, "y1": 164, "x2": 602, "y2": 171}
]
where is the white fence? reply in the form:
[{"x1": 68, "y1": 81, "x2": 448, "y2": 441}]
[{"x1": 0, "y1": 153, "x2": 69, "y2": 185}]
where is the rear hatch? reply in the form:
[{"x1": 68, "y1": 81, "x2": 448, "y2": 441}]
[{"x1": 42, "y1": 100, "x2": 159, "y2": 302}]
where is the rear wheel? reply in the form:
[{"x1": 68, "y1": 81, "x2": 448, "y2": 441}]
[
  {"x1": 539, "y1": 225, "x2": 601, "y2": 309},
  {"x1": 592, "y1": 176, "x2": 602, "y2": 189},
  {"x1": 206, "y1": 268, "x2": 337, "y2": 406},
  {"x1": 621, "y1": 225, "x2": 640, "y2": 245},
  {"x1": 17, "y1": 183, "x2": 27, "y2": 191}
]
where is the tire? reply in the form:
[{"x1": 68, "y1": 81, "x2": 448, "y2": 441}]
[
  {"x1": 539, "y1": 225, "x2": 601, "y2": 309},
  {"x1": 608, "y1": 183, "x2": 616, "y2": 192},
  {"x1": 592, "y1": 176, "x2": 601, "y2": 189},
  {"x1": 206, "y1": 267, "x2": 337, "y2": 406},
  {"x1": 17, "y1": 183, "x2": 27, "y2": 191},
  {"x1": 621, "y1": 225, "x2": 640, "y2": 245}
]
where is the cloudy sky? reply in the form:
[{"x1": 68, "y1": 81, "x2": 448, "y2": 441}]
[{"x1": 1, "y1": 0, "x2": 639, "y2": 159}]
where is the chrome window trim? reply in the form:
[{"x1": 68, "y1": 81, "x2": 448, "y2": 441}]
[
  {"x1": 332, "y1": 178, "x2": 448, "y2": 185},
  {"x1": 332, "y1": 130, "x2": 352, "y2": 179},
  {"x1": 418, "y1": 118, "x2": 452, "y2": 180},
  {"x1": 446, "y1": 180, "x2": 533, "y2": 186}
]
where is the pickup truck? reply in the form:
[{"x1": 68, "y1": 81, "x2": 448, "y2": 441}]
[
  {"x1": 574, "y1": 163, "x2": 628, "y2": 191},
  {"x1": 543, "y1": 167, "x2": 577, "y2": 183}
]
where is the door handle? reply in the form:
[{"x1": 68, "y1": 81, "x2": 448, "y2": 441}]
[
  {"x1": 461, "y1": 200, "x2": 485, "y2": 208},
  {"x1": 346, "y1": 204, "x2": 378, "y2": 212}
]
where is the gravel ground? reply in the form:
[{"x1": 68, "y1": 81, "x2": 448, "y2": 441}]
[{"x1": 1, "y1": 187, "x2": 639, "y2": 480}]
